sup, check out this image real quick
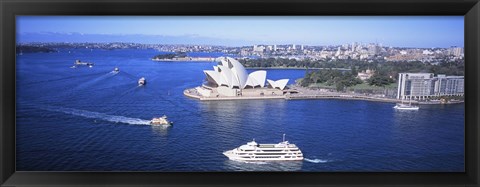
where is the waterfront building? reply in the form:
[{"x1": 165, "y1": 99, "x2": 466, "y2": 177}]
[
  {"x1": 397, "y1": 73, "x2": 464, "y2": 100},
  {"x1": 198, "y1": 57, "x2": 289, "y2": 97},
  {"x1": 432, "y1": 75, "x2": 465, "y2": 96}
]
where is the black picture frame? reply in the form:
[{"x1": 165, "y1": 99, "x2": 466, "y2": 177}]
[{"x1": 1, "y1": 0, "x2": 479, "y2": 186}]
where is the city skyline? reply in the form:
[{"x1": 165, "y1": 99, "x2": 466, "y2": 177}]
[{"x1": 17, "y1": 16, "x2": 464, "y2": 48}]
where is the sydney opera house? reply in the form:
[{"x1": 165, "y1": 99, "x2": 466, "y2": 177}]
[{"x1": 184, "y1": 57, "x2": 290, "y2": 99}]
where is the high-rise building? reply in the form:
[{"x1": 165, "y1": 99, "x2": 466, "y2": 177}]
[
  {"x1": 253, "y1": 45, "x2": 265, "y2": 52},
  {"x1": 266, "y1": 45, "x2": 273, "y2": 52},
  {"x1": 292, "y1": 44, "x2": 296, "y2": 50},
  {"x1": 452, "y1": 47, "x2": 464, "y2": 57},
  {"x1": 368, "y1": 43, "x2": 379, "y2": 55},
  {"x1": 273, "y1": 45, "x2": 277, "y2": 51}
]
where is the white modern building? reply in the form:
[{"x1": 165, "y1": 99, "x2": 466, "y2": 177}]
[
  {"x1": 397, "y1": 73, "x2": 464, "y2": 100},
  {"x1": 197, "y1": 57, "x2": 289, "y2": 97}
]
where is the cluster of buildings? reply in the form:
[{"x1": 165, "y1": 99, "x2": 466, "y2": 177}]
[
  {"x1": 396, "y1": 73, "x2": 464, "y2": 100},
  {"x1": 239, "y1": 43, "x2": 464, "y2": 63},
  {"x1": 22, "y1": 42, "x2": 464, "y2": 64}
]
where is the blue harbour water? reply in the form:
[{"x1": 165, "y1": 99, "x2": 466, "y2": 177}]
[{"x1": 16, "y1": 49, "x2": 464, "y2": 172}]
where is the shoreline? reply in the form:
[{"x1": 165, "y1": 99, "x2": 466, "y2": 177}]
[
  {"x1": 183, "y1": 87, "x2": 463, "y2": 105},
  {"x1": 183, "y1": 89, "x2": 285, "y2": 101},
  {"x1": 151, "y1": 57, "x2": 216, "y2": 62},
  {"x1": 246, "y1": 67, "x2": 351, "y2": 70}
]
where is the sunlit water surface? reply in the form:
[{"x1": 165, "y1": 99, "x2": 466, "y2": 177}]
[{"x1": 16, "y1": 49, "x2": 464, "y2": 171}]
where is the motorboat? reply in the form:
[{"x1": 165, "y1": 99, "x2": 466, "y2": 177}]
[
  {"x1": 150, "y1": 115, "x2": 173, "y2": 126},
  {"x1": 74, "y1": 60, "x2": 94, "y2": 66},
  {"x1": 393, "y1": 103, "x2": 419, "y2": 110},
  {"x1": 138, "y1": 77, "x2": 146, "y2": 86}
]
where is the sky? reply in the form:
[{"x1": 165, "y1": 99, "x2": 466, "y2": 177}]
[{"x1": 17, "y1": 16, "x2": 464, "y2": 48}]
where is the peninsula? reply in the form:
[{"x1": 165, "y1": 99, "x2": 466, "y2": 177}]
[{"x1": 151, "y1": 52, "x2": 215, "y2": 62}]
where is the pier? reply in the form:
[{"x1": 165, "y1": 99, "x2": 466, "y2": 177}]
[
  {"x1": 184, "y1": 87, "x2": 401, "y2": 103},
  {"x1": 285, "y1": 93, "x2": 402, "y2": 103},
  {"x1": 285, "y1": 85, "x2": 414, "y2": 103},
  {"x1": 184, "y1": 85, "x2": 463, "y2": 105},
  {"x1": 184, "y1": 88, "x2": 285, "y2": 101}
]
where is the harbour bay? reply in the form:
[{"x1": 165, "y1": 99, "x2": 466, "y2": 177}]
[{"x1": 16, "y1": 48, "x2": 464, "y2": 172}]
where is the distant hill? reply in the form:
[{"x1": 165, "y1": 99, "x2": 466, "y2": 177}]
[{"x1": 17, "y1": 32, "x2": 250, "y2": 46}]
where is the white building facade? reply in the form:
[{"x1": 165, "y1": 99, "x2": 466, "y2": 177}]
[{"x1": 397, "y1": 73, "x2": 464, "y2": 100}]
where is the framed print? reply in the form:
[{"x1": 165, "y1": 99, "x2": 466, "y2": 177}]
[{"x1": 1, "y1": 0, "x2": 479, "y2": 186}]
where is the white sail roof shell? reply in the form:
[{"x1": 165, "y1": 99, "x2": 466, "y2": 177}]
[
  {"x1": 245, "y1": 70, "x2": 267, "y2": 88},
  {"x1": 219, "y1": 57, "x2": 248, "y2": 88},
  {"x1": 267, "y1": 79, "x2": 289, "y2": 90},
  {"x1": 218, "y1": 65, "x2": 239, "y2": 88},
  {"x1": 204, "y1": 70, "x2": 228, "y2": 87},
  {"x1": 203, "y1": 57, "x2": 272, "y2": 89}
]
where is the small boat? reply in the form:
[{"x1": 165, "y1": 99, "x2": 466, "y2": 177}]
[
  {"x1": 393, "y1": 103, "x2": 419, "y2": 110},
  {"x1": 150, "y1": 115, "x2": 173, "y2": 126},
  {"x1": 223, "y1": 134, "x2": 303, "y2": 161},
  {"x1": 138, "y1": 77, "x2": 146, "y2": 86},
  {"x1": 75, "y1": 60, "x2": 94, "y2": 66},
  {"x1": 113, "y1": 67, "x2": 120, "y2": 73},
  {"x1": 394, "y1": 99, "x2": 419, "y2": 110}
]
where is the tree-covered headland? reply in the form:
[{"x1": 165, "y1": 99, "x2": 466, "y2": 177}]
[
  {"x1": 238, "y1": 58, "x2": 464, "y2": 92},
  {"x1": 152, "y1": 52, "x2": 187, "y2": 59}
]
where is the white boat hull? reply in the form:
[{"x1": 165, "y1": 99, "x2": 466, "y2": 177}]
[
  {"x1": 223, "y1": 150, "x2": 303, "y2": 161},
  {"x1": 393, "y1": 105, "x2": 419, "y2": 110}
]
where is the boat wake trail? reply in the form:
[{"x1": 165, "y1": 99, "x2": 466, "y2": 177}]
[
  {"x1": 73, "y1": 72, "x2": 117, "y2": 90},
  {"x1": 39, "y1": 105, "x2": 151, "y2": 125},
  {"x1": 304, "y1": 158, "x2": 330, "y2": 163},
  {"x1": 118, "y1": 85, "x2": 142, "y2": 97},
  {"x1": 23, "y1": 72, "x2": 107, "y2": 86}
]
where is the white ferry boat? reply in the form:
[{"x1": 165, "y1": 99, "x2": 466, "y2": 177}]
[
  {"x1": 150, "y1": 115, "x2": 173, "y2": 126},
  {"x1": 393, "y1": 103, "x2": 419, "y2": 110},
  {"x1": 223, "y1": 134, "x2": 303, "y2": 161}
]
